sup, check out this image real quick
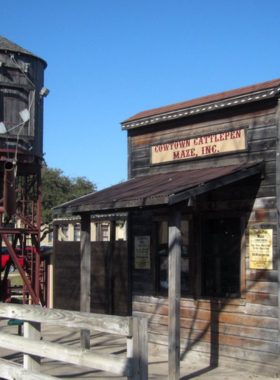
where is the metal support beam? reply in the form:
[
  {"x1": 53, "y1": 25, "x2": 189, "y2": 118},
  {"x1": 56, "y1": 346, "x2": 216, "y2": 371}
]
[
  {"x1": 2, "y1": 234, "x2": 40, "y2": 305},
  {"x1": 168, "y1": 207, "x2": 181, "y2": 380}
]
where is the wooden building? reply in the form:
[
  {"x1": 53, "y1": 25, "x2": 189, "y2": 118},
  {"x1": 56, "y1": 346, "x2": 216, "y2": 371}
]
[
  {"x1": 53, "y1": 78, "x2": 280, "y2": 378},
  {"x1": 52, "y1": 214, "x2": 128, "y2": 315},
  {"x1": 40, "y1": 215, "x2": 126, "y2": 246}
]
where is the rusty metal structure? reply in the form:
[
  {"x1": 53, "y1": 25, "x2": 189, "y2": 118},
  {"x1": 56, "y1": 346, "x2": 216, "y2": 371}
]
[{"x1": 0, "y1": 36, "x2": 48, "y2": 305}]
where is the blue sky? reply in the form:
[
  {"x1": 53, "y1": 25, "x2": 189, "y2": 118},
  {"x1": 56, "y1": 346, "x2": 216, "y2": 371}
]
[{"x1": 1, "y1": 0, "x2": 280, "y2": 190}]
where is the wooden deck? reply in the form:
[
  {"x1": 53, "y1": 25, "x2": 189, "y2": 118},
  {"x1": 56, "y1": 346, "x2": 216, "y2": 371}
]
[{"x1": 0, "y1": 320, "x2": 276, "y2": 380}]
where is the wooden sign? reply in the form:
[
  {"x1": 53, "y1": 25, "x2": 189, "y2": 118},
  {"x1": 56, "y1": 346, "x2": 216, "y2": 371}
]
[
  {"x1": 151, "y1": 128, "x2": 246, "y2": 164},
  {"x1": 249, "y1": 229, "x2": 273, "y2": 270},
  {"x1": 134, "y1": 236, "x2": 150, "y2": 269}
]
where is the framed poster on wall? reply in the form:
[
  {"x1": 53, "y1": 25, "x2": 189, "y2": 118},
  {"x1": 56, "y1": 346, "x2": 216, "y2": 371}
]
[
  {"x1": 249, "y1": 229, "x2": 273, "y2": 270},
  {"x1": 134, "y1": 236, "x2": 150, "y2": 269}
]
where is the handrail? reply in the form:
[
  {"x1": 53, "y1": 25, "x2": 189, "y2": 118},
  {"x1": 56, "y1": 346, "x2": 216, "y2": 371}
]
[{"x1": 0, "y1": 303, "x2": 148, "y2": 380}]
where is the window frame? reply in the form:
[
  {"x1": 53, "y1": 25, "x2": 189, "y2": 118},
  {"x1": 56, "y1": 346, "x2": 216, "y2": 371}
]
[
  {"x1": 152, "y1": 212, "x2": 245, "y2": 302},
  {"x1": 153, "y1": 216, "x2": 194, "y2": 297}
]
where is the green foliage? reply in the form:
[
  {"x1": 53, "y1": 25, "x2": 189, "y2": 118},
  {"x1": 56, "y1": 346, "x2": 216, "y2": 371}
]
[
  {"x1": 10, "y1": 274, "x2": 23, "y2": 287},
  {"x1": 41, "y1": 167, "x2": 96, "y2": 224}
]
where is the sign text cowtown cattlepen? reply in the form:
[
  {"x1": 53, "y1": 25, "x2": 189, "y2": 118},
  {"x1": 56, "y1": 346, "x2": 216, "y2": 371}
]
[{"x1": 151, "y1": 128, "x2": 246, "y2": 164}]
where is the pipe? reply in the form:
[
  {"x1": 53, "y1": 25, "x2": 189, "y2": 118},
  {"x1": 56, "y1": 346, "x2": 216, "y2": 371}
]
[{"x1": 3, "y1": 161, "x2": 16, "y2": 216}]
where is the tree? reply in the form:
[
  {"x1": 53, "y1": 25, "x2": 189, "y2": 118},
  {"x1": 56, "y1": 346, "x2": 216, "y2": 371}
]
[{"x1": 41, "y1": 166, "x2": 96, "y2": 224}]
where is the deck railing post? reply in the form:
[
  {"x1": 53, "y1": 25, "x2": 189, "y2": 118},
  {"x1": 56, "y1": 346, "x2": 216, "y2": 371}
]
[
  {"x1": 0, "y1": 304, "x2": 148, "y2": 378},
  {"x1": 127, "y1": 335, "x2": 133, "y2": 380},
  {"x1": 130, "y1": 317, "x2": 148, "y2": 380},
  {"x1": 127, "y1": 316, "x2": 133, "y2": 380},
  {"x1": 23, "y1": 321, "x2": 41, "y2": 372}
]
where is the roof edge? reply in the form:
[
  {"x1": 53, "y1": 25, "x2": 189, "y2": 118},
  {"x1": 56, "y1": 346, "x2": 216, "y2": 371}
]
[
  {"x1": 0, "y1": 35, "x2": 47, "y2": 68},
  {"x1": 122, "y1": 78, "x2": 280, "y2": 130},
  {"x1": 53, "y1": 162, "x2": 263, "y2": 216}
]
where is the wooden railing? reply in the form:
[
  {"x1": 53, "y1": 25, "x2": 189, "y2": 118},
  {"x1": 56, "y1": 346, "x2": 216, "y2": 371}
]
[{"x1": 0, "y1": 303, "x2": 148, "y2": 380}]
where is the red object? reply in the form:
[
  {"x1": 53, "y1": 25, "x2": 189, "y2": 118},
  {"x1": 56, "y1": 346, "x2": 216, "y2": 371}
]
[{"x1": 1, "y1": 252, "x2": 24, "y2": 270}]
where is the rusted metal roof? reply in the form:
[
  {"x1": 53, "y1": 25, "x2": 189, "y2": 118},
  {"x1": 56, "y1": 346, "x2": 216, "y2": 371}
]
[
  {"x1": 122, "y1": 78, "x2": 280, "y2": 125},
  {"x1": 53, "y1": 162, "x2": 263, "y2": 215}
]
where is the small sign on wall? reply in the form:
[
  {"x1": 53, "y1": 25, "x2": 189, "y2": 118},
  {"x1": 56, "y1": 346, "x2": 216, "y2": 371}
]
[
  {"x1": 134, "y1": 236, "x2": 150, "y2": 269},
  {"x1": 249, "y1": 229, "x2": 273, "y2": 270}
]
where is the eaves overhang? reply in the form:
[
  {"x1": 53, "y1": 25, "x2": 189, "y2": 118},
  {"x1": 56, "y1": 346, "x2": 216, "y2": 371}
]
[
  {"x1": 0, "y1": 35, "x2": 47, "y2": 68},
  {"x1": 53, "y1": 162, "x2": 264, "y2": 216},
  {"x1": 52, "y1": 213, "x2": 127, "y2": 225},
  {"x1": 121, "y1": 80, "x2": 280, "y2": 131}
]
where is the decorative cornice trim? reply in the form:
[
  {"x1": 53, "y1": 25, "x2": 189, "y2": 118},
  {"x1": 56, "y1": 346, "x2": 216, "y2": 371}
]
[{"x1": 122, "y1": 88, "x2": 279, "y2": 131}]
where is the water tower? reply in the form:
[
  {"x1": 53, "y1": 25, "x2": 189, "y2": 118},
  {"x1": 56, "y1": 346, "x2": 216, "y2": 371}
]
[{"x1": 0, "y1": 36, "x2": 49, "y2": 305}]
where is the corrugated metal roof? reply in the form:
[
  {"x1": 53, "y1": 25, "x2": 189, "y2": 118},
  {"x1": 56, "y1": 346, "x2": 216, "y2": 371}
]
[
  {"x1": 122, "y1": 78, "x2": 280, "y2": 124},
  {"x1": 53, "y1": 162, "x2": 263, "y2": 215}
]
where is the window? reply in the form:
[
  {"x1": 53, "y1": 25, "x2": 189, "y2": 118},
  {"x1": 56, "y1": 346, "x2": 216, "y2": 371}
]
[
  {"x1": 201, "y1": 216, "x2": 243, "y2": 298},
  {"x1": 157, "y1": 220, "x2": 190, "y2": 295},
  {"x1": 48, "y1": 230, "x2": 53, "y2": 243},
  {"x1": 60, "y1": 224, "x2": 69, "y2": 241},
  {"x1": 74, "y1": 224, "x2": 80, "y2": 242},
  {"x1": 101, "y1": 224, "x2": 109, "y2": 241},
  {"x1": 154, "y1": 215, "x2": 244, "y2": 299}
]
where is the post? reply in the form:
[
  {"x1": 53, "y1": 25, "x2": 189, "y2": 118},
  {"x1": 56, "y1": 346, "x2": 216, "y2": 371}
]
[
  {"x1": 108, "y1": 220, "x2": 116, "y2": 314},
  {"x1": 168, "y1": 207, "x2": 181, "y2": 380},
  {"x1": 80, "y1": 213, "x2": 91, "y2": 349},
  {"x1": 127, "y1": 317, "x2": 148, "y2": 380},
  {"x1": 24, "y1": 321, "x2": 41, "y2": 372},
  {"x1": 53, "y1": 223, "x2": 59, "y2": 308},
  {"x1": 127, "y1": 212, "x2": 133, "y2": 316},
  {"x1": 127, "y1": 317, "x2": 133, "y2": 380}
]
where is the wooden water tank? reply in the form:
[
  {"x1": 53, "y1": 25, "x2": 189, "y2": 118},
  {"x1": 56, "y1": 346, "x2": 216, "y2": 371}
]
[{"x1": 0, "y1": 36, "x2": 47, "y2": 157}]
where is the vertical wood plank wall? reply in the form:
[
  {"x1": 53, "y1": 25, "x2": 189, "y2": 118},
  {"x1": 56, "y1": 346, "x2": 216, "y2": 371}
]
[
  {"x1": 129, "y1": 100, "x2": 279, "y2": 376},
  {"x1": 54, "y1": 241, "x2": 128, "y2": 316}
]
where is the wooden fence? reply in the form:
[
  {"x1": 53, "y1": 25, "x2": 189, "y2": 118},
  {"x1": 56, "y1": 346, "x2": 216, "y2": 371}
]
[{"x1": 0, "y1": 303, "x2": 148, "y2": 380}]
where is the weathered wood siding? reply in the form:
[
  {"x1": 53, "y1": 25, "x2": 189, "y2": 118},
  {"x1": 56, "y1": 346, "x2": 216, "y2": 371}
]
[
  {"x1": 0, "y1": 51, "x2": 45, "y2": 155},
  {"x1": 53, "y1": 241, "x2": 128, "y2": 316},
  {"x1": 128, "y1": 99, "x2": 278, "y2": 376},
  {"x1": 129, "y1": 101, "x2": 276, "y2": 178}
]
